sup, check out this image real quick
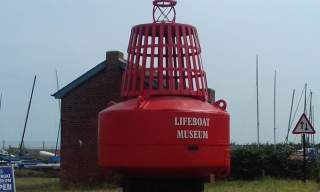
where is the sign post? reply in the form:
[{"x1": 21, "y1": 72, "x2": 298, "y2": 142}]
[
  {"x1": 292, "y1": 113, "x2": 316, "y2": 183},
  {"x1": 302, "y1": 133, "x2": 306, "y2": 183},
  {"x1": 0, "y1": 166, "x2": 16, "y2": 192}
]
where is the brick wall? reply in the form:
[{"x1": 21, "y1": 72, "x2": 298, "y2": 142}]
[{"x1": 60, "y1": 51, "x2": 124, "y2": 186}]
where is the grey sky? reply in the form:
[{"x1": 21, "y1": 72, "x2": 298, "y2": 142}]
[{"x1": 0, "y1": 0, "x2": 319, "y2": 145}]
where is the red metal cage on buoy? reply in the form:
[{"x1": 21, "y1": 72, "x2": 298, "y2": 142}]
[
  {"x1": 121, "y1": 0, "x2": 207, "y2": 100},
  {"x1": 98, "y1": 0, "x2": 230, "y2": 189}
]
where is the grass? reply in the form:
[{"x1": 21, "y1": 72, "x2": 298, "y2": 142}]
[
  {"x1": 16, "y1": 178, "x2": 61, "y2": 192},
  {"x1": 15, "y1": 177, "x2": 319, "y2": 192},
  {"x1": 15, "y1": 177, "x2": 121, "y2": 192},
  {"x1": 14, "y1": 168, "x2": 58, "y2": 178},
  {"x1": 206, "y1": 177, "x2": 319, "y2": 192}
]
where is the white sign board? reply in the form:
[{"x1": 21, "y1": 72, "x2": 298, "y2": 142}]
[{"x1": 292, "y1": 113, "x2": 315, "y2": 134}]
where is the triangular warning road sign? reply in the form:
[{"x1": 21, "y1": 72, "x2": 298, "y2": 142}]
[{"x1": 292, "y1": 113, "x2": 315, "y2": 134}]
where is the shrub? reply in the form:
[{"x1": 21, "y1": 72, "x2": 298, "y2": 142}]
[{"x1": 230, "y1": 143, "x2": 319, "y2": 180}]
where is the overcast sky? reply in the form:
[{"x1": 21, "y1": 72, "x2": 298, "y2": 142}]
[{"x1": 0, "y1": 0, "x2": 319, "y2": 146}]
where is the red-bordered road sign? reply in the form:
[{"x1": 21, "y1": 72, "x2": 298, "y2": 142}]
[{"x1": 292, "y1": 113, "x2": 315, "y2": 134}]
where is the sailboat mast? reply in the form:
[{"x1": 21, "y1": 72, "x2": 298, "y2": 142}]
[
  {"x1": 309, "y1": 91, "x2": 313, "y2": 146},
  {"x1": 0, "y1": 92, "x2": 2, "y2": 112},
  {"x1": 301, "y1": 83, "x2": 307, "y2": 147},
  {"x1": 19, "y1": 75, "x2": 37, "y2": 155},
  {"x1": 304, "y1": 83, "x2": 307, "y2": 113},
  {"x1": 54, "y1": 70, "x2": 61, "y2": 156},
  {"x1": 309, "y1": 91, "x2": 312, "y2": 119},
  {"x1": 312, "y1": 105, "x2": 315, "y2": 145},
  {"x1": 256, "y1": 55, "x2": 260, "y2": 147},
  {"x1": 273, "y1": 70, "x2": 277, "y2": 146}
]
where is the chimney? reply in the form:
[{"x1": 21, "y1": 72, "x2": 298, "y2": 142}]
[
  {"x1": 105, "y1": 51, "x2": 125, "y2": 99},
  {"x1": 106, "y1": 51, "x2": 124, "y2": 65}
]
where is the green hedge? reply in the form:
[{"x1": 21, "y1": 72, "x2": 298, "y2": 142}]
[{"x1": 230, "y1": 144, "x2": 320, "y2": 180}]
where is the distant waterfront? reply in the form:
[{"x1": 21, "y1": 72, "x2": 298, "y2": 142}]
[{"x1": 1, "y1": 140, "x2": 58, "y2": 150}]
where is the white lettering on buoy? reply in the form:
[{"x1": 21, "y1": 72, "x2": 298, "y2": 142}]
[
  {"x1": 174, "y1": 117, "x2": 210, "y2": 139},
  {"x1": 174, "y1": 117, "x2": 210, "y2": 127},
  {"x1": 176, "y1": 130, "x2": 208, "y2": 139}
]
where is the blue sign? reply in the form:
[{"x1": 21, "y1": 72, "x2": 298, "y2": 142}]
[{"x1": 0, "y1": 166, "x2": 15, "y2": 192}]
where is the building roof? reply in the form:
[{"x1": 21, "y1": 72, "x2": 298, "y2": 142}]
[{"x1": 53, "y1": 58, "x2": 126, "y2": 99}]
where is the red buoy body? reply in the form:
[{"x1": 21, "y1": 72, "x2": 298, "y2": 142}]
[
  {"x1": 98, "y1": 0, "x2": 230, "y2": 182},
  {"x1": 99, "y1": 96, "x2": 229, "y2": 180}
]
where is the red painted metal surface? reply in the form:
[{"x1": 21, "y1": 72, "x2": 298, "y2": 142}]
[
  {"x1": 99, "y1": 0, "x2": 230, "y2": 181},
  {"x1": 121, "y1": 22, "x2": 208, "y2": 99}
]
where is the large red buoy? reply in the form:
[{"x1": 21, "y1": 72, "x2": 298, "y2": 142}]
[{"x1": 99, "y1": 1, "x2": 230, "y2": 191}]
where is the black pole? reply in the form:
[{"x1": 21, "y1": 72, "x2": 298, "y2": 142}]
[
  {"x1": 302, "y1": 133, "x2": 306, "y2": 183},
  {"x1": 19, "y1": 75, "x2": 37, "y2": 156}
]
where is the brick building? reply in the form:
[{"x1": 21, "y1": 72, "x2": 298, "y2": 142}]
[{"x1": 53, "y1": 51, "x2": 126, "y2": 185}]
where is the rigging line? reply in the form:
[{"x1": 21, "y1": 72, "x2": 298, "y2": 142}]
[
  {"x1": 289, "y1": 85, "x2": 306, "y2": 131},
  {"x1": 285, "y1": 89, "x2": 295, "y2": 144}
]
